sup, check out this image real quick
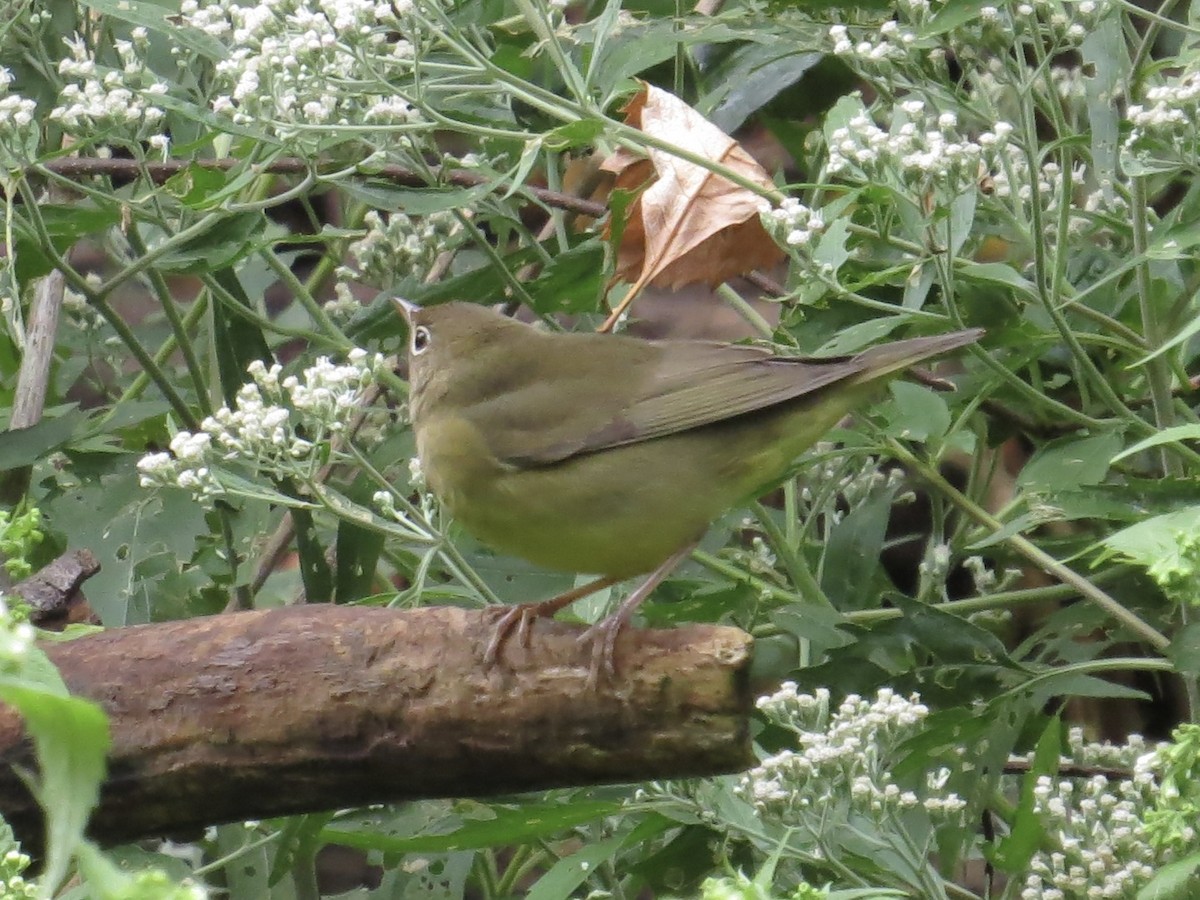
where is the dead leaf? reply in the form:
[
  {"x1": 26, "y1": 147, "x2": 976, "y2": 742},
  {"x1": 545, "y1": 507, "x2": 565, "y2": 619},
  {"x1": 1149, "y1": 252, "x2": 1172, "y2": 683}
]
[{"x1": 599, "y1": 84, "x2": 784, "y2": 329}]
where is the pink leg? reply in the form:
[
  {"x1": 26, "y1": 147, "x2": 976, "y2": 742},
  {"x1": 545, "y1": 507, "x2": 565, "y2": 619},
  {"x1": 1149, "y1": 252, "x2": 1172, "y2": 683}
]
[
  {"x1": 484, "y1": 574, "x2": 620, "y2": 666},
  {"x1": 577, "y1": 542, "x2": 698, "y2": 688}
]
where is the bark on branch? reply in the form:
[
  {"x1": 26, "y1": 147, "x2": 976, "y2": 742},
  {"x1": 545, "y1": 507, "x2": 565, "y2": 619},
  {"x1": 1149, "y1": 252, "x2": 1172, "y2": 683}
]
[{"x1": 0, "y1": 605, "x2": 752, "y2": 852}]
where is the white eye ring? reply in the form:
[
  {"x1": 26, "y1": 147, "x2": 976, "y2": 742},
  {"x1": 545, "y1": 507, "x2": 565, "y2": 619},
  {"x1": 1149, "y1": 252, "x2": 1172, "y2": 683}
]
[{"x1": 412, "y1": 325, "x2": 431, "y2": 355}]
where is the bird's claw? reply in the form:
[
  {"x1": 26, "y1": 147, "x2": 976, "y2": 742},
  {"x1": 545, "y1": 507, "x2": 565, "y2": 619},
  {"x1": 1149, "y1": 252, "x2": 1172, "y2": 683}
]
[
  {"x1": 577, "y1": 614, "x2": 627, "y2": 689},
  {"x1": 483, "y1": 602, "x2": 544, "y2": 666}
]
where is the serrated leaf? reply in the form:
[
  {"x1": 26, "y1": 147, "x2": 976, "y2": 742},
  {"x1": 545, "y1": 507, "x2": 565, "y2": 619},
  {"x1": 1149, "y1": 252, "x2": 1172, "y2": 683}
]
[
  {"x1": 0, "y1": 408, "x2": 87, "y2": 468},
  {"x1": 1096, "y1": 507, "x2": 1200, "y2": 569},
  {"x1": 924, "y1": 0, "x2": 992, "y2": 35}
]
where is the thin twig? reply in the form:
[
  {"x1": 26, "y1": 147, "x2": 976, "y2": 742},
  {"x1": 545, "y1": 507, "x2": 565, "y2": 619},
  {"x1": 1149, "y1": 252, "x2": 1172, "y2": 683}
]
[{"x1": 30, "y1": 156, "x2": 608, "y2": 219}]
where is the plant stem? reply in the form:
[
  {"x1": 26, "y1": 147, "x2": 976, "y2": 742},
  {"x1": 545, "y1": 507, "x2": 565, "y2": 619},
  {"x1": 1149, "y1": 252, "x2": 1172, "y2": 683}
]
[{"x1": 885, "y1": 439, "x2": 1171, "y2": 651}]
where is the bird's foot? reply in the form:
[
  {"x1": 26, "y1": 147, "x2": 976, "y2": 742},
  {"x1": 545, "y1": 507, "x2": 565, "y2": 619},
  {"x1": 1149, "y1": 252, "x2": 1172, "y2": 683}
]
[
  {"x1": 482, "y1": 601, "x2": 548, "y2": 665},
  {"x1": 576, "y1": 611, "x2": 631, "y2": 689},
  {"x1": 483, "y1": 575, "x2": 618, "y2": 666}
]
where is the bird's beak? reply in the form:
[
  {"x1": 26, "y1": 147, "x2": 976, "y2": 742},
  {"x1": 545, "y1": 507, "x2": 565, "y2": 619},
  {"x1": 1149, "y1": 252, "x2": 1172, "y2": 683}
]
[{"x1": 391, "y1": 297, "x2": 421, "y2": 323}]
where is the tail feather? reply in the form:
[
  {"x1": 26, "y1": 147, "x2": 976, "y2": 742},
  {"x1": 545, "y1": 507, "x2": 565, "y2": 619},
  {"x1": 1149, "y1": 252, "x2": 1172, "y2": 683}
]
[{"x1": 849, "y1": 328, "x2": 984, "y2": 384}]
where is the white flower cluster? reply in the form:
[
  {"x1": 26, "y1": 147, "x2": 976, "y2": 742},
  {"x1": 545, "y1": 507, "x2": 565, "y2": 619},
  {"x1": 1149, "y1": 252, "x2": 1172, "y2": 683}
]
[
  {"x1": 828, "y1": 0, "x2": 1110, "y2": 77},
  {"x1": 828, "y1": 21, "x2": 918, "y2": 72},
  {"x1": 48, "y1": 31, "x2": 168, "y2": 138},
  {"x1": 1020, "y1": 772, "x2": 1159, "y2": 899},
  {"x1": 0, "y1": 67, "x2": 37, "y2": 166},
  {"x1": 1016, "y1": 728, "x2": 1179, "y2": 899},
  {"x1": 1125, "y1": 70, "x2": 1200, "y2": 163},
  {"x1": 794, "y1": 455, "x2": 905, "y2": 532},
  {"x1": 340, "y1": 209, "x2": 456, "y2": 289},
  {"x1": 182, "y1": 0, "x2": 425, "y2": 143},
  {"x1": 989, "y1": 145, "x2": 1120, "y2": 240},
  {"x1": 138, "y1": 349, "x2": 384, "y2": 504},
  {"x1": 827, "y1": 100, "x2": 1012, "y2": 202},
  {"x1": 740, "y1": 685, "x2": 967, "y2": 825},
  {"x1": 764, "y1": 197, "x2": 825, "y2": 250}
]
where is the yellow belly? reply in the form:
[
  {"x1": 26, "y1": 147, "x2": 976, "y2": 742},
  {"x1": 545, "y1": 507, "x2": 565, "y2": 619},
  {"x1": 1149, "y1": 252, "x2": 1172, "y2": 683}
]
[{"x1": 416, "y1": 390, "x2": 864, "y2": 578}]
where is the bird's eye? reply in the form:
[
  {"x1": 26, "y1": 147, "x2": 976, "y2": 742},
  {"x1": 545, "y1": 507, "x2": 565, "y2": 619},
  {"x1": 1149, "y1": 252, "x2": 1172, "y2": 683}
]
[{"x1": 412, "y1": 325, "x2": 431, "y2": 355}]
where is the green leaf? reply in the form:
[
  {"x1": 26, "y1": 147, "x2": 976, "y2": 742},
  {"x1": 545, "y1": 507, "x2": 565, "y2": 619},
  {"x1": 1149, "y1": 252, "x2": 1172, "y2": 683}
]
[
  {"x1": 813, "y1": 217, "x2": 851, "y2": 276},
  {"x1": 702, "y1": 45, "x2": 822, "y2": 133},
  {"x1": 891, "y1": 595, "x2": 1016, "y2": 665},
  {"x1": 155, "y1": 214, "x2": 265, "y2": 274},
  {"x1": 770, "y1": 603, "x2": 853, "y2": 655},
  {"x1": 45, "y1": 456, "x2": 211, "y2": 624},
  {"x1": 902, "y1": 259, "x2": 936, "y2": 311},
  {"x1": 815, "y1": 317, "x2": 911, "y2": 355},
  {"x1": 335, "y1": 504, "x2": 385, "y2": 605},
  {"x1": 966, "y1": 511, "x2": 1045, "y2": 550},
  {"x1": 77, "y1": 0, "x2": 227, "y2": 58},
  {"x1": 990, "y1": 716, "x2": 1059, "y2": 872},
  {"x1": 1027, "y1": 670, "x2": 1148, "y2": 704},
  {"x1": 819, "y1": 485, "x2": 897, "y2": 610},
  {"x1": 322, "y1": 799, "x2": 624, "y2": 853},
  {"x1": 1137, "y1": 853, "x2": 1200, "y2": 899},
  {"x1": 1169, "y1": 622, "x2": 1200, "y2": 677},
  {"x1": 526, "y1": 834, "x2": 627, "y2": 900},
  {"x1": 543, "y1": 119, "x2": 607, "y2": 152},
  {"x1": 1018, "y1": 431, "x2": 1122, "y2": 491},
  {"x1": 1112, "y1": 424, "x2": 1200, "y2": 463},
  {"x1": 923, "y1": 0, "x2": 992, "y2": 35},
  {"x1": 0, "y1": 673, "x2": 109, "y2": 897},
  {"x1": 956, "y1": 262, "x2": 1040, "y2": 301},
  {"x1": 209, "y1": 268, "x2": 271, "y2": 407},
  {"x1": 0, "y1": 407, "x2": 87, "y2": 468},
  {"x1": 1081, "y1": 17, "x2": 1125, "y2": 190},
  {"x1": 524, "y1": 240, "x2": 606, "y2": 315},
  {"x1": 267, "y1": 813, "x2": 334, "y2": 888},
  {"x1": 1097, "y1": 507, "x2": 1200, "y2": 569},
  {"x1": 946, "y1": 188, "x2": 977, "y2": 258},
  {"x1": 879, "y1": 381, "x2": 951, "y2": 443}
]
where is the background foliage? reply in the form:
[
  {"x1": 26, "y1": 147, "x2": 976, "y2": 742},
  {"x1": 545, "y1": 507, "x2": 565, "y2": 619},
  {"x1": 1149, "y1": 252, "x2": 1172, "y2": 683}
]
[{"x1": 4, "y1": 0, "x2": 1200, "y2": 896}]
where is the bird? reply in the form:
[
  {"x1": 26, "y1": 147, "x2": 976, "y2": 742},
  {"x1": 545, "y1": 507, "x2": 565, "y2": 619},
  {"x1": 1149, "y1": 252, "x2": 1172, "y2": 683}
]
[{"x1": 395, "y1": 298, "x2": 982, "y2": 683}]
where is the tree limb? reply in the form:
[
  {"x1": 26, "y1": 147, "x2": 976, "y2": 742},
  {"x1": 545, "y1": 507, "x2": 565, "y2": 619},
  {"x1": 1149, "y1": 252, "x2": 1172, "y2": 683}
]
[{"x1": 0, "y1": 605, "x2": 752, "y2": 853}]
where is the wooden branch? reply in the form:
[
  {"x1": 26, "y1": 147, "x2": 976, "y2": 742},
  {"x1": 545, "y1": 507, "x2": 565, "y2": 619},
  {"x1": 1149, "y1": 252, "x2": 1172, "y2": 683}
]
[
  {"x1": 9, "y1": 549, "x2": 100, "y2": 628},
  {"x1": 0, "y1": 606, "x2": 752, "y2": 852}
]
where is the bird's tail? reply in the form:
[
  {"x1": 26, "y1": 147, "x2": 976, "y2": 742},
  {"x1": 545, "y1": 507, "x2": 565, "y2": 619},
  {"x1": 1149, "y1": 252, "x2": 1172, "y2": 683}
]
[{"x1": 849, "y1": 328, "x2": 984, "y2": 384}]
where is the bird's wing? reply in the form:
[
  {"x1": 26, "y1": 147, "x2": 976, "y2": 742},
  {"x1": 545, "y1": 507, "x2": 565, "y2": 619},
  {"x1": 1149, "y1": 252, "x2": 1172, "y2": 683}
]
[
  {"x1": 581, "y1": 342, "x2": 865, "y2": 449},
  {"x1": 495, "y1": 330, "x2": 982, "y2": 467},
  {"x1": 501, "y1": 340, "x2": 864, "y2": 466}
]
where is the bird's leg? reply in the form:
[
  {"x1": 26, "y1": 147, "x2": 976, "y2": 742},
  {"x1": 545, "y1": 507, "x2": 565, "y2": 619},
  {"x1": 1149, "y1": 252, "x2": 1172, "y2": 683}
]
[
  {"x1": 579, "y1": 541, "x2": 698, "y2": 688},
  {"x1": 484, "y1": 574, "x2": 620, "y2": 665}
]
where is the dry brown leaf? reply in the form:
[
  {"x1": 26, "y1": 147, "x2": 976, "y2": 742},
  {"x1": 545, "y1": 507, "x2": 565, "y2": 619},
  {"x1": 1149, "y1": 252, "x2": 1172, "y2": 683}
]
[{"x1": 599, "y1": 84, "x2": 783, "y2": 328}]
